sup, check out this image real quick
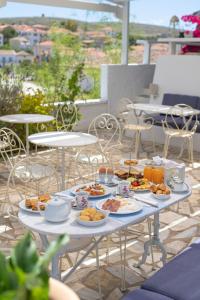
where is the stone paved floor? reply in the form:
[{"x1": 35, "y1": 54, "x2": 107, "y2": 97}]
[{"x1": 0, "y1": 140, "x2": 200, "y2": 300}]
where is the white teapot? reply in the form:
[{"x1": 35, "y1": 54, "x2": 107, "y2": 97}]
[{"x1": 39, "y1": 196, "x2": 71, "y2": 223}]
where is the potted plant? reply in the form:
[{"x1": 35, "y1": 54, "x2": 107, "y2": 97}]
[{"x1": 0, "y1": 233, "x2": 79, "y2": 300}]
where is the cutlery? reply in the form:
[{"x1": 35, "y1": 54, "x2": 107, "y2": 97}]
[{"x1": 134, "y1": 197, "x2": 159, "y2": 208}]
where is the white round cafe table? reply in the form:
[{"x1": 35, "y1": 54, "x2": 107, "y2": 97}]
[
  {"x1": 28, "y1": 131, "x2": 98, "y2": 189},
  {"x1": 0, "y1": 114, "x2": 54, "y2": 154}
]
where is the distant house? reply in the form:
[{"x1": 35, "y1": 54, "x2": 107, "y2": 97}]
[
  {"x1": 0, "y1": 50, "x2": 16, "y2": 66},
  {"x1": 9, "y1": 36, "x2": 30, "y2": 50},
  {"x1": 13, "y1": 25, "x2": 47, "y2": 47},
  {"x1": 16, "y1": 51, "x2": 34, "y2": 63},
  {"x1": 34, "y1": 40, "x2": 53, "y2": 60},
  {"x1": 84, "y1": 31, "x2": 107, "y2": 48},
  {"x1": 0, "y1": 50, "x2": 33, "y2": 66},
  {"x1": 33, "y1": 24, "x2": 49, "y2": 31}
]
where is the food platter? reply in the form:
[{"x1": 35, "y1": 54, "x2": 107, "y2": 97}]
[
  {"x1": 19, "y1": 194, "x2": 51, "y2": 214},
  {"x1": 96, "y1": 197, "x2": 143, "y2": 215},
  {"x1": 19, "y1": 200, "x2": 40, "y2": 214},
  {"x1": 128, "y1": 177, "x2": 151, "y2": 192},
  {"x1": 70, "y1": 182, "x2": 112, "y2": 199},
  {"x1": 76, "y1": 208, "x2": 108, "y2": 227},
  {"x1": 150, "y1": 183, "x2": 171, "y2": 200},
  {"x1": 120, "y1": 159, "x2": 138, "y2": 167}
]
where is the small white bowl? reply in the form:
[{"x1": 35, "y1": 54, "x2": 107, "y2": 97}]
[
  {"x1": 152, "y1": 193, "x2": 170, "y2": 200},
  {"x1": 76, "y1": 211, "x2": 108, "y2": 227}
]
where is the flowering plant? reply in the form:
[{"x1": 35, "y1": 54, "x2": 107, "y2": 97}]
[{"x1": 181, "y1": 15, "x2": 200, "y2": 37}]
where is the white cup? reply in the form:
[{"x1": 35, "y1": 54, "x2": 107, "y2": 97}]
[
  {"x1": 75, "y1": 191, "x2": 89, "y2": 209},
  {"x1": 118, "y1": 180, "x2": 130, "y2": 196},
  {"x1": 176, "y1": 163, "x2": 185, "y2": 182}
]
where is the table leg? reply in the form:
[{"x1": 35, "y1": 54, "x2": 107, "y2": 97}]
[
  {"x1": 135, "y1": 213, "x2": 167, "y2": 268},
  {"x1": 119, "y1": 229, "x2": 127, "y2": 292},
  {"x1": 61, "y1": 147, "x2": 65, "y2": 190},
  {"x1": 25, "y1": 123, "x2": 29, "y2": 155}
]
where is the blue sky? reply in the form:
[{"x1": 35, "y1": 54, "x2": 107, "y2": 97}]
[{"x1": 0, "y1": 0, "x2": 200, "y2": 26}]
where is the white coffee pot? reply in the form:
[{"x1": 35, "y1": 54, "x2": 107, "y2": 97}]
[{"x1": 39, "y1": 197, "x2": 71, "y2": 223}]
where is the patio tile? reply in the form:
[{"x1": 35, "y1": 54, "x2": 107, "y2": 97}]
[
  {"x1": 159, "y1": 211, "x2": 183, "y2": 224},
  {"x1": 106, "y1": 265, "x2": 143, "y2": 285},
  {"x1": 173, "y1": 227, "x2": 198, "y2": 239},
  {"x1": 106, "y1": 288, "x2": 123, "y2": 300},
  {"x1": 166, "y1": 240, "x2": 187, "y2": 255},
  {"x1": 171, "y1": 218, "x2": 199, "y2": 231}
]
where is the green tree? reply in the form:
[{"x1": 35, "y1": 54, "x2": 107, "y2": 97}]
[
  {"x1": 65, "y1": 20, "x2": 78, "y2": 32},
  {"x1": 2, "y1": 26, "x2": 18, "y2": 44}
]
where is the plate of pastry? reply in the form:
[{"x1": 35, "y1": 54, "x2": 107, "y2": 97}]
[
  {"x1": 150, "y1": 184, "x2": 171, "y2": 200},
  {"x1": 70, "y1": 182, "x2": 111, "y2": 199},
  {"x1": 19, "y1": 194, "x2": 51, "y2": 213}
]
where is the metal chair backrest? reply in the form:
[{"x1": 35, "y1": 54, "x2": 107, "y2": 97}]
[
  {"x1": 162, "y1": 103, "x2": 199, "y2": 134},
  {"x1": 128, "y1": 104, "x2": 154, "y2": 129},
  {"x1": 117, "y1": 98, "x2": 134, "y2": 124},
  {"x1": 6, "y1": 156, "x2": 60, "y2": 218},
  {"x1": 55, "y1": 102, "x2": 79, "y2": 132},
  {"x1": 0, "y1": 127, "x2": 26, "y2": 170},
  {"x1": 88, "y1": 113, "x2": 122, "y2": 153},
  {"x1": 75, "y1": 148, "x2": 111, "y2": 184}
]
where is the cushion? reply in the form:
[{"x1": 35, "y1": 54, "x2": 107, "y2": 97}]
[
  {"x1": 162, "y1": 93, "x2": 200, "y2": 109},
  {"x1": 122, "y1": 289, "x2": 173, "y2": 300},
  {"x1": 142, "y1": 246, "x2": 200, "y2": 300}
]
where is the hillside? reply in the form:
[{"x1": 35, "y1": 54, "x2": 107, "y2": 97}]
[{"x1": 0, "y1": 16, "x2": 170, "y2": 37}]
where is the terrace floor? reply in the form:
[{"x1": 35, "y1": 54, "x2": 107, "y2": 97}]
[{"x1": 0, "y1": 140, "x2": 200, "y2": 300}]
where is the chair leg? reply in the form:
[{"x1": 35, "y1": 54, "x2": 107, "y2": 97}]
[
  {"x1": 151, "y1": 129, "x2": 156, "y2": 153},
  {"x1": 134, "y1": 130, "x2": 141, "y2": 159},
  {"x1": 163, "y1": 135, "x2": 170, "y2": 158},
  {"x1": 95, "y1": 243, "x2": 103, "y2": 300},
  {"x1": 188, "y1": 137, "x2": 194, "y2": 165}
]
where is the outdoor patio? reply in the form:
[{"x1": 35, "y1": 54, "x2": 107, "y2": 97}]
[{"x1": 0, "y1": 138, "x2": 199, "y2": 300}]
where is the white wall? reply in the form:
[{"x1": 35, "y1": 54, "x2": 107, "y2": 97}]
[
  {"x1": 75, "y1": 99, "x2": 108, "y2": 131},
  {"x1": 101, "y1": 63, "x2": 155, "y2": 114},
  {"x1": 151, "y1": 55, "x2": 200, "y2": 104}
]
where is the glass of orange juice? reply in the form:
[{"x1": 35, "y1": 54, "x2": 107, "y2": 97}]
[
  {"x1": 144, "y1": 166, "x2": 153, "y2": 182},
  {"x1": 152, "y1": 167, "x2": 164, "y2": 184}
]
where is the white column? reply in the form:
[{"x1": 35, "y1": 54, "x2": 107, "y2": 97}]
[
  {"x1": 143, "y1": 41, "x2": 151, "y2": 64},
  {"x1": 121, "y1": 0, "x2": 130, "y2": 65}
]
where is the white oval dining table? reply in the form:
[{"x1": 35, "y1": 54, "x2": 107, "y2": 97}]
[
  {"x1": 28, "y1": 131, "x2": 98, "y2": 189},
  {"x1": 0, "y1": 114, "x2": 54, "y2": 154},
  {"x1": 19, "y1": 184, "x2": 192, "y2": 281}
]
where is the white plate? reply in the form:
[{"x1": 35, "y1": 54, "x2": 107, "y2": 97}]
[
  {"x1": 70, "y1": 182, "x2": 112, "y2": 199},
  {"x1": 19, "y1": 200, "x2": 40, "y2": 214},
  {"x1": 152, "y1": 193, "x2": 170, "y2": 200},
  {"x1": 170, "y1": 182, "x2": 189, "y2": 194},
  {"x1": 96, "y1": 198, "x2": 143, "y2": 215},
  {"x1": 76, "y1": 214, "x2": 107, "y2": 227}
]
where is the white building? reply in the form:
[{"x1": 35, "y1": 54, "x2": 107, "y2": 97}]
[
  {"x1": 0, "y1": 50, "x2": 33, "y2": 66},
  {"x1": 9, "y1": 36, "x2": 30, "y2": 50},
  {"x1": 16, "y1": 51, "x2": 34, "y2": 63},
  {"x1": 13, "y1": 25, "x2": 47, "y2": 47},
  {"x1": 34, "y1": 40, "x2": 53, "y2": 59}
]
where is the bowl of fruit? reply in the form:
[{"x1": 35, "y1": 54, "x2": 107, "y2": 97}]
[{"x1": 77, "y1": 207, "x2": 108, "y2": 227}]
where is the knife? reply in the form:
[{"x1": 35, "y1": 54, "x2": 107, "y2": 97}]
[{"x1": 134, "y1": 197, "x2": 159, "y2": 208}]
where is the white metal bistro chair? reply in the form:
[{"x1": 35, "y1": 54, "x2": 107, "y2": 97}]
[
  {"x1": 0, "y1": 127, "x2": 26, "y2": 171},
  {"x1": 117, "y1": 98, "x2": 134, "y2": 135},
  {"x1": 162, "y1": 104, "x2": 199, "y2": 163},
  {"x1": 5, "y1": 157, "x2": 99, "y2": 287},
  {"x1": 74, "y1": 148, "x2": 111, "y2": 185},
  {"x1": 55, "y1": 102, "x2": 79, "y2": 132},
  {"x1": 88, "y1": 113, "x2": 123, "y2": 165},
  {"x1": 122, "y1": 104, "x2": 155, "y2": 158}
]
